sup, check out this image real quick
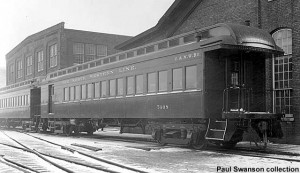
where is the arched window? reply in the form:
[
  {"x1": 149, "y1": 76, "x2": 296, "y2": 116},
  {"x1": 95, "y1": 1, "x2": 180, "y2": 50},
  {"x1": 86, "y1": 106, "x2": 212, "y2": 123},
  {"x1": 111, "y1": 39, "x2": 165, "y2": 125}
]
[
  {"x1": 272, "y1": 29, "x2": 292, "y2": 55},
  {"x1": 272, "y1": 28, "x2": 292, "y2": 115}
]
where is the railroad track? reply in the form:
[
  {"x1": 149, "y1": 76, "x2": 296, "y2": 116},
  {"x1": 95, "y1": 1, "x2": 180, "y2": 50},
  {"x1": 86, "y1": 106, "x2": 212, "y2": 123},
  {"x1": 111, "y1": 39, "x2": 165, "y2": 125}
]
[
  {"x1": 207, "y1": 145, "x2": 300, "y2": 163},
  {"x1": 0, "y1": 130, "x2": 148, "y2": 173},
  {"x1": 2, "y1": 127, "x2": 300, "y2": 167}
]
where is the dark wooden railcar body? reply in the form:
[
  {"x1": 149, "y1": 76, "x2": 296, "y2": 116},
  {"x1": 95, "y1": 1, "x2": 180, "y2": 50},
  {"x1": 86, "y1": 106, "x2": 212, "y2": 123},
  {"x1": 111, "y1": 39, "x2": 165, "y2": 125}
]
[
  {"x1": 40, "y1": 23, "x2": 280, "y2": 121},
  {"x1": 41, "y1": 44, "x2": 204, "y2": 120},
  {"x1": 0, "y1": 23, "x2": 283, "y2": 148}
]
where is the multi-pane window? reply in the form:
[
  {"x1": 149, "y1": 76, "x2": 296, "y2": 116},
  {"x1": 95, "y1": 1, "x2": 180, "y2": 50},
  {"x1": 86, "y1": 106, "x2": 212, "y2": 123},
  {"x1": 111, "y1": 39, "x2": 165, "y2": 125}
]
[
  {"x1": 158, "y1": 71, "x2": 167, "y2": 92},
  {"x1": 74, "y1": 43, "x2": 107, "y2": 63},
  {"x1": 272, "y1": 28, "x2": 292, "y2": 114},
  {"x1": 17, "y1": 60, "x2": 23, "y2": 78},
  {"x1": 186, "y1": 66, "x2": 197, "y2": 89},
  {"x1": 97, "y1": 45, "x2": 107, "y2": 58},
  {"x1": 50, "y1": 44, "x2": 57, "y2": 67},
  {"x1": 85, "y1": 44, "x2": 96, "y2": 62},
  {"x1": 173, "y1": 68, "x2": 183, "y2": 90},
  {"x1": 148, "y1": 72, "x2": 156, "y2": 93},
  {"x1": 73, "y1": 43, "x2": 84, "y2": 64},
  {"x1": 136, "y1": 75, "x2": 143, "y2": 94},
  {"x1": 9, "y1": 64, "x2": 14, "y2": 82},
  {"x1": 127, "y1": 76, "x2": 134, "y2": 95},
  {"x1": 37, "y1": 51, "x2": 44, "y2": 72},
  {"x1": 117, "y1": 78, "x2": 124, "y2": 96},
  {"x1": 26, "y1": 56, "x2": 33, "y2": 75}
]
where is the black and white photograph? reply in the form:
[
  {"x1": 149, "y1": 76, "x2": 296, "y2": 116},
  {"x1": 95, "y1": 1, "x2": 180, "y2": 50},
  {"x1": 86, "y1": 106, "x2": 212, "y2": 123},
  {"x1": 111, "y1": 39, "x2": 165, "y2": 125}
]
[{"x1": 0, "y1": 0, "x2": 300, "y2": 172}]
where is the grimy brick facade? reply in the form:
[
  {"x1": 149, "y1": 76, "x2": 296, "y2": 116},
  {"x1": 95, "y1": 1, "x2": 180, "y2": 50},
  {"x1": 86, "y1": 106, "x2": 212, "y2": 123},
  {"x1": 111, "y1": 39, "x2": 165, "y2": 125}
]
[
  {"x1": 6, "y1": 22, "x2": 131, "y2": 86},
  {"x1": 117, "y1": 0, "x2": 300, "y2": 144}
]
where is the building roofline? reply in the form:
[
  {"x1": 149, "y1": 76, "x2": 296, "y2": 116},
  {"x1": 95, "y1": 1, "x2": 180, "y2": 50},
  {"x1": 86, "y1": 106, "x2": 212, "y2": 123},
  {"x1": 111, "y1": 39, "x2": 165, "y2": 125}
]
[
  {"x1": 6, "y1": 22, "x2": 65, "y2": 59},
  {"x1": 115, "y1": 0, "x2": 202, "y2": 50},
  {"x1": 64, "y1": 28, "x2": 133, "y2": 38}
]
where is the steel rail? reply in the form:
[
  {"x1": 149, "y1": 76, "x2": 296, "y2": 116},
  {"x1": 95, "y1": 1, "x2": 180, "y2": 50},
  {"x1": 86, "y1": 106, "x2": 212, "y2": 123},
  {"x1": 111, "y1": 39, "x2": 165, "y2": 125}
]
[
  {"x1": 1, "y1": 131, "x2": 74, "y2": 173},
  {"x1": 24, "y1": 132, "x2": 148, "y2": 173}
]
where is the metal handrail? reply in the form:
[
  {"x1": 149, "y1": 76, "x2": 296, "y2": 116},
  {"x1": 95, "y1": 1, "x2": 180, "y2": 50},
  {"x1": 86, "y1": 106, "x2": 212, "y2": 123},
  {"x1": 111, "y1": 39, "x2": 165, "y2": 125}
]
[{"x1": 222, "y1": 86, "x2": 252, "y2": 113}]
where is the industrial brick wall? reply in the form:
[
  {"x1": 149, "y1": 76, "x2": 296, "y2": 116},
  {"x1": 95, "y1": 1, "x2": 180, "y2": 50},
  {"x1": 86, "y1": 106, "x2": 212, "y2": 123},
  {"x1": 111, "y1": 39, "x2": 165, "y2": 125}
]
[
  {"x1": 174, "y1": 0, "x2": 259, "y2": 35},
  {"x1": 290, "y1": 0, "x2": 300, "y2": 143},
  {"x1": 62, "y1": 29, "x2": 131, "y2": 69},
  {"x1": 5, "y1": 23, "x2": 63, "y2": 86}
]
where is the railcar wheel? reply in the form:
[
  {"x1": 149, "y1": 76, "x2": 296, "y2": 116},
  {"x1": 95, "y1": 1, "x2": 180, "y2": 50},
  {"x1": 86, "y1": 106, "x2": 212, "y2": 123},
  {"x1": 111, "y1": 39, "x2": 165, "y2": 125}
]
[
  {"x1": 157, "y1": 138, "x2": 166, "y2": 146},
  {"x1": 255, "y1": 130, "x2": 267, "y2": 150},
  {"x1": 191, "y1": 132, "x2": 207, "y2": 150},
  {"x1": 87, "y1": 130, "x2": 94, "y2": 135},
  {"x1": 42, "y1": 125, "x2": 48, "y2": 133},
  {"x1": 155, "y1": 130, "x2": 166, "y2": 146}
]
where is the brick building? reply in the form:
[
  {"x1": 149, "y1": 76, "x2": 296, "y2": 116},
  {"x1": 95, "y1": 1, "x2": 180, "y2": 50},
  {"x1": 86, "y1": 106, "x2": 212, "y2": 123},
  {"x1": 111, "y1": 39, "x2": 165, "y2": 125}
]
[
  {"x1": 6, "y1": 22, "x2": 132, "y2": 86},
  {"x1": 116, "y1": 0, "x2": 299, "y2": 144}
]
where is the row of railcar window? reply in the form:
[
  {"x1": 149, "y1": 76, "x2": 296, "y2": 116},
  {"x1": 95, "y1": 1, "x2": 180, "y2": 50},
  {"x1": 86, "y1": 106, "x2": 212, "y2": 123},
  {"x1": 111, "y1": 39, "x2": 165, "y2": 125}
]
[
  {"x1": 63, "y1": 65, "x2": 197, "y2": 102},
  {"x1": 50, "y1": 33, "x2": 197, "y2": 79},
  {"x1": 0, "y1": 95, "x2": 30, "y2": 109}
]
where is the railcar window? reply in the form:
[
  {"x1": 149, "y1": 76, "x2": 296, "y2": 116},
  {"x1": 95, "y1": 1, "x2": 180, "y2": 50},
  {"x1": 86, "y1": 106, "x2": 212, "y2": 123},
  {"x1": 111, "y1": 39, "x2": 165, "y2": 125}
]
[
  {"x1": 146, "y1": 45, "x2": 155, "y2": 53},
  {"x1": 136, "y1": 75, "x2": 144, "y2": 94},
  {"x1": 70, "y1": 87, "x2": 75, "y2": 101},
  {"x1": 20, "y1": 96, "x2": 23, "y2": 106},
  {"x1": 110, "y1": 56, "x2": 117, "y2": 62},
  {"x1": 103, "y1": 58, "x2": 109, "y2": 64},
  {"x1": 82, "y1": 84, "x2": 87, "y2": 100},
  {"x1": 28, "y1": 95, "x2": 30, "y2": 105},
  {"x1": 186, "y1": 66, "x2": 197, "y2": 90},
  {"x1": 75, "y1": 85, "x2": 81, "y2": 100},
  {"x1": 88, "y1": 83, "x2": 94, "y2": 99},
  {"x1": 101, "y1": 81, "x2": 107, "y2": 98},
  {"x1": 158, "y1": 41, "x2": 168, "y2": 50},
  {"x1": 173, "y1": 68, "x2": 183, "y2": 90},
  {"x1": 109, "y1": 80, "x2": 116, "y2": 97},
  {"x1": 95, "y1": 82, "x2": 100, "y2": 98},
  {"x1": 25, "y1": 95, "x2": 28, "y2": 105},
  {"x1": 78, "y1": 66, "x2": 82, "y2": 71},
  {"x1": 96, "y1": 60, "x2": 102, "y2": 66},
  {"x1": 127, "y1": 76, "x2": 134, "y2": 95},
  {"x1": 148, "y1": 72, "x2": 157, "y2": 93},
  {"x1": 137, "y1": 48, "x2": 145, "y2": 55},
  {"x1": 183, "y1": 34, "x2": 196, "y2": 43},
  {"x1": 117, "y1": 78, "x2": 124, "y2": 96},
  {"x1": 169, "y1": 38, "x2": 179, "y2": 47},
  {"x1": 119, "y1": 54, "x2": 126, "y2": 60},
  {"x1": 89, "y1": 62, "x2": 95, "y2": 68},
  {"x1": 159, "y1": 71, "x2": 168, "y2": 92},
  {"x1": 127, "y1": 52, "x2": 134, "y2": 58},
  {"x1": 83, "y1": 64, "x2": 88, "y2": 69}
]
